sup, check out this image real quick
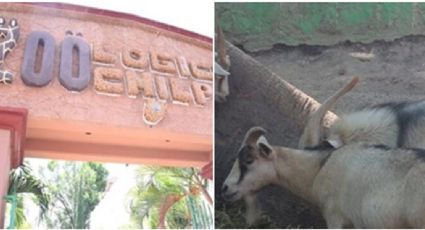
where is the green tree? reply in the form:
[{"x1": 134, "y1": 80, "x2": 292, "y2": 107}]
[
  {"x1": 128, "y1": 166, "x2": 212, "y2": 229},
  {"x1": 39, "y1": 161, "x2": 108, "y2": 229},
  {"x1": 7, "y1": 163, "x2": 50, "y2": 228}
]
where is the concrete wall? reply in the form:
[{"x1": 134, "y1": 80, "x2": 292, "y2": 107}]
[{"x1": 216, "y1": 3, "x2": 425, "y2": 51}]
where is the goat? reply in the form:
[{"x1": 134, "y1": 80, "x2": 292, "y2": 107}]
[
  {"x1": 222, "y1": 127, "x2": 425, "y2": 228},
  {"x1": 215, "y1": 22, "x2": 230, "y2": 103},
  {"x1": 299, "y1": 77, "x2": 425, "y2": 150}
]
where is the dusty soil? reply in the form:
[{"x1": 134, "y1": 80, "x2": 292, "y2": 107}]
[{"x1": 215, "y1": 35, "x2": 425, "y2": 228}]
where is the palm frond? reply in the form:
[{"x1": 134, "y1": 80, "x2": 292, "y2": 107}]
[{"x1": 8, "y1": 164, "x2": 50, "y2": 221}]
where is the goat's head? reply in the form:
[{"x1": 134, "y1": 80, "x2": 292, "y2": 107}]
[
  {"x1": 222, "y1": 127, "x2": 277, "y2": 202},
  {"x1": 298, "y1": 76, "x2": 359, "y2": 149}
]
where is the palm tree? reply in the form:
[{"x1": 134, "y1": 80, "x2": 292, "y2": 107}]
[
  {"x1": 41, "y1": 161, "x2": 108, "y2": 229},
  {"x1": 6, "y1": 163, "x2": 50, "y2": 228},
  {"x1": 128, "y1": 166, "x2": 212, "y2": 229}
]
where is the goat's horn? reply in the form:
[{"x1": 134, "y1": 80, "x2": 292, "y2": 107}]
[
  {"x1": 298, "y1": 76, "x2": 359, "y2": 149},
  {"x1": 244, "y1": 127, "x2": 267, "y2": 146}
]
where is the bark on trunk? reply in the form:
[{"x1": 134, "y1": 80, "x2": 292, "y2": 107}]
[{"x1": 158, "y1": 194, "x2": 183, "y2": 229}]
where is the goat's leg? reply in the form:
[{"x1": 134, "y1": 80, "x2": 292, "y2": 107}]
[
  {"x1": 215, "y1": 76, "x2": 228, "y2": 103},
  {"x1": 324, "y1": 215, "x2": 347, "y2": 228},
  {"x1": 323, "y1": 208, "x2": 352, "y2": 229},
  {"x1": 244, "y1": 194, "x2": 262, "y2": 226},
  {"x1": 219, "y1": 75, "x2": 230, "y2": 98}
]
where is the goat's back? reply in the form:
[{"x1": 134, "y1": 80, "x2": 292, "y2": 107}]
[
  {"x1": 329, "y1": 100, "x2": 425, "y2": 148},
  {"x1": 314, "y1": 143, "x2": 425, "y2": 228}
]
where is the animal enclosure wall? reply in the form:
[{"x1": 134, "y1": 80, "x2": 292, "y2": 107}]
[{"x1": 216, "y1": 3, "x2": 425, "y2": 51}]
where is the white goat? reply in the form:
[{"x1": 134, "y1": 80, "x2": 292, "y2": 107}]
[
  {"x1": 222, "y1": 127, "x2": 425, "y2": 228},
  {"x1": 299, "y1": 76, "x2": 425, "y2": 150},
  {"x1": 215, "y1": 22, "x2": 230, "y2": 103}
]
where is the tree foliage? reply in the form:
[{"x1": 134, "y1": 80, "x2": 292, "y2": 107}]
[
  {"x1": 39, "y1": 161, "x2": 108, "y2": 229},
  {"x1": 128, "y1": 166, "x2": 211, "y2": 229},
  {"x1": 8, "y1": 163, "x2": 50, "y2": 228}
]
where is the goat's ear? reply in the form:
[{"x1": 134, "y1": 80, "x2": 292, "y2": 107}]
[
  {"x1": 243, "y1": 127, "x2": 267, "y2": 146},
  {"x1": 258, "y1": 142, "x2": 274, "y2": 159}
]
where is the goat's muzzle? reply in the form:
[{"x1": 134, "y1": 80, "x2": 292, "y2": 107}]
[{"x1": 222, "y1": 184, "x2": 238, "y2": 202}]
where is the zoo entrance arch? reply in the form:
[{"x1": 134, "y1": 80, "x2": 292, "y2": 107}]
[{"x1": 0, "y1": 3, "x2": 212, "y2": 227}]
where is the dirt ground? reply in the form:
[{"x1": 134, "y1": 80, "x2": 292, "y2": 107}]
[{"x1": 215, "y1": 35, "x2": 425, "y2": 228}]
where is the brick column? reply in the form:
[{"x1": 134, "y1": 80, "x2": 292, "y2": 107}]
[{"x1": 0, "y1": 107, "x2": 27, "y2": 227}]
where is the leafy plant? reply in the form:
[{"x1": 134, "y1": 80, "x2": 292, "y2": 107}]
[
  {"x1": 128, "y1": 166, "x2": 212, "y2": 229},
  {"x1": 39, "y1": 161, "x2": 108, "y2": 229},
  {"x1": 7, "y1": 163, "x2": 50, "y2": 228}
]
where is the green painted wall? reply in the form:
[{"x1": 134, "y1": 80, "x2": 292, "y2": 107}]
[{"x1": 216, "y1": 3, "x2": 425, "y2": 51}]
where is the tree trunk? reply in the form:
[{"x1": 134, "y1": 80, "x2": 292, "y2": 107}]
[{"x1": 158, "y1": 194, "x2": 183, "y2": 229}]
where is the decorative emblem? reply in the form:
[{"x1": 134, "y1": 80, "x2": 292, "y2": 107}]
[
  {"x1": 143, "y1": 99, "x2": 167, "y2": 126},
  {"x1": 0, "y1": 17, "x2": 19, "y2": 84}
]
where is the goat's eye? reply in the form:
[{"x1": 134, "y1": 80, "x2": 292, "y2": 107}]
[{"x1": 245, "y1": 158, "x2": 254, "y2": 165}]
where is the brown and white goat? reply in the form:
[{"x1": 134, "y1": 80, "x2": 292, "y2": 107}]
[
  {"x1": 299, "y1": 76, "x2": 425, "y2": 150},
  {"x1": 222, "y1": 127, "x2": 425, "y2": 228}
]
